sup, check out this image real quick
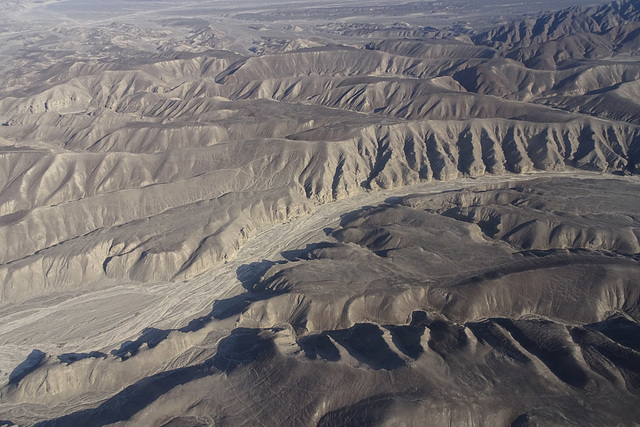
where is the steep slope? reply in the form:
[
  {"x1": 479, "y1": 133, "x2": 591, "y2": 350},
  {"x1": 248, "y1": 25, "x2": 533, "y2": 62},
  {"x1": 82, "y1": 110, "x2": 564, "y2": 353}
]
[
  {"x1": 0, "y1": 1, "x2": 638, "y2": 304},
  {"x1": 473, "y1": 0, "x2": 640, "y2": 50},
  {"x1": 1, "y1": 116, "x2": 638, "y2": 304},
  {"x1": 3, "y1": 177, "x2": 640, "y2": 426},
  {"x1": 1, "y1": 0, "x2": 640, "y2": 425}
]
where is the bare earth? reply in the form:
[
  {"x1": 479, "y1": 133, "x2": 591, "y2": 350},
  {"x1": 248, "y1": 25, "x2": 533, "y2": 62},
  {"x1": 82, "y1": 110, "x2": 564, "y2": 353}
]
[{"x1": 1, "y1": 0, "x2": 640, "y2": 425}]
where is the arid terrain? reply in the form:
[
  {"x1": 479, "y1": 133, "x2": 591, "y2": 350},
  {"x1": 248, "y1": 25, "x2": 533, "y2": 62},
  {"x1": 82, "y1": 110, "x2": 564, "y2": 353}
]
[{"x1": 1, "y1": 0, "x2": 640, "y2": 425}]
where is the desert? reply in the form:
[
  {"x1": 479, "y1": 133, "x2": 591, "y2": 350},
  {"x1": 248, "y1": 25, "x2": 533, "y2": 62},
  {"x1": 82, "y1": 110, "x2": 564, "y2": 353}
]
[{"x1": 0, "y1": 0, "x2": 640, "y2": 425}]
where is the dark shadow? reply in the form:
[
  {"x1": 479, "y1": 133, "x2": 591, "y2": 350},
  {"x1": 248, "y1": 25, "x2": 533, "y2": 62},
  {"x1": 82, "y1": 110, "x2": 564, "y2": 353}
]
[
  {"x1": 510, "y1": 413, "x2": 531, "y2": 427},
  {"x1": 452, "y1": 67, "x2": 480, "y2": 93},
  {"x1": 160, "y1": 417, "x2": 209, "y2": 427},
  {"x1": 409, "y1": 310, "x2": 428, "y2": 327},
  {"x1": 327, "y1": 323, "x2": 405, "y2": 370},
  {"x1": 480, "y1": 127, "x2": 502, "y2": 174},
  {"x1": 573, "y1": 127, "x2": 600, "y2": 170},
  {"x1": 372, "y1": 249, "x2": 392, "y2": 258},
  {"x1": 569, "y1": 328, "x2": 623, "y2": 387},
  {"x1": 518, "y1": 248, "x2": 566, "y2": 257},
  {"x1": 317, "y1": 395, "x2": 396, "y2": 427},
  {"x1": 526, "y1": 130, "x2": 556, "y2": 171},
  {"x1": 110, "y1": 328, "x2": 171, "y2": 360},
  {"x1": 383, "y1": 196, "x2": 404, "y2": 205},
  {"x1": 611, "y1": 170, "x2": 630, "y2": 176},
  {"x1": 466, "y1": 319, "x2": 530, "y2": 364},
  {"x1": 518, "y1": 248, "x2": 616, "y2": 258},
  {"x1": 58, "y1": 352, "x2": 107, "y2": 365},
  {"x1": 109, "y1": 288, "x2": 281, "y2": 362},
  {"x1": 15, "y1": 251, "x2": 306, "y2": 423},
  {"x1": 235, "y1": 259, "x2": 279, "y2": 290},
  {"x1": 626, "y1": 130, "x2": 640, "y2": 174},
  {"x1": 9, "y1": 349, "x2": 46, "y2": 385},
  {"x1": 425, "y1": 133, "x2": 453, "y2": 181},
  {"x1": 322, "y1": 227, "x2": 334, "y2": 236},
  {"x1": 584, "y1": 81, "x2": 624, "y2": 96},
  {"x1": 102, "y1": 256, "x2": 112, "y2": 273},
  {"x1": 210, "y1": 328, "x2": 273, "y2": 373},
  {"x1": 36, "y1": 328, "x2": 274, "y2": 427},
  {"x1": 207, "y1": 292, "x2": 273, "y2": 321},
  {"x1": 441, "y1": 206, "x2": 502, "y2": 238},
  {"x1": 495, "y1": 318, "x2": 589, "y2": 388},
  {"x1": 501, "y1": 127, "x2": 528, "y2": 174},
  {"x1": 451, "y1": 251, "x2": 633, "y2": 288},
  {"x1": 280, "y1": 242, "x2": 336, "y2": 261},
  {"x1": 107, "y1": 256, "x2": 292, "y2": 361},
  {"x1": 298, "y1": 334, "x2": 341, "y2": 362},
  {"x1": 427, "y1": 320, "x2": 469, "y2": 359},
  {"x1": 585, "y1": 314, "x2": 640, "y2": 353},
  {"x1": 500, "y1": 218, "x2": 539, "y2": 243},
  {"x1": 36, "y1": 363, "x2": 212, "y2": 426},
  {"x1": 571, "y1": 323, "x2": 640, "y2": 393},
  {"x1": 456, "y1": 127, "x2": 477, "y2": 175},
  {"x1": 386, "y1": 325, "x2": 425, "y2": 359},
  {"x1": 338, "y1": 205, "x2": 376, "y2": 226},
  {"x1": 363, "y1": 135, "x2": 392, "y2": 190}
]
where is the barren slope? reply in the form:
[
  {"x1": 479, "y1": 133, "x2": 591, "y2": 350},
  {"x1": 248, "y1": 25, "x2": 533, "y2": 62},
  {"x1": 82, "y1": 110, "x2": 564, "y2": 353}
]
[
  {"x1": 1, "y1": 0, "x2": 640, "y2": 425},
  {"x1": 3, "y1": 175, "x2": 640, "y2": 427}
]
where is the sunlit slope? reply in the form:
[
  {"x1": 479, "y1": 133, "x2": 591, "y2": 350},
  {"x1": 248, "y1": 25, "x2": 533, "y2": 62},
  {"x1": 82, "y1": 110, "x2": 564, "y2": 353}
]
[{"x1": 1, "y1": 16, "x2": 640, "y2": 301}]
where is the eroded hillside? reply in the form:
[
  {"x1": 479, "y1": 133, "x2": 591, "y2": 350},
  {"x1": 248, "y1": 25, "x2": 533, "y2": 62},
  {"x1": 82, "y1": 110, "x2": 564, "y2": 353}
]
[{"x1": 1, "y1": 0, "x2": 640, "y2": 425}]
